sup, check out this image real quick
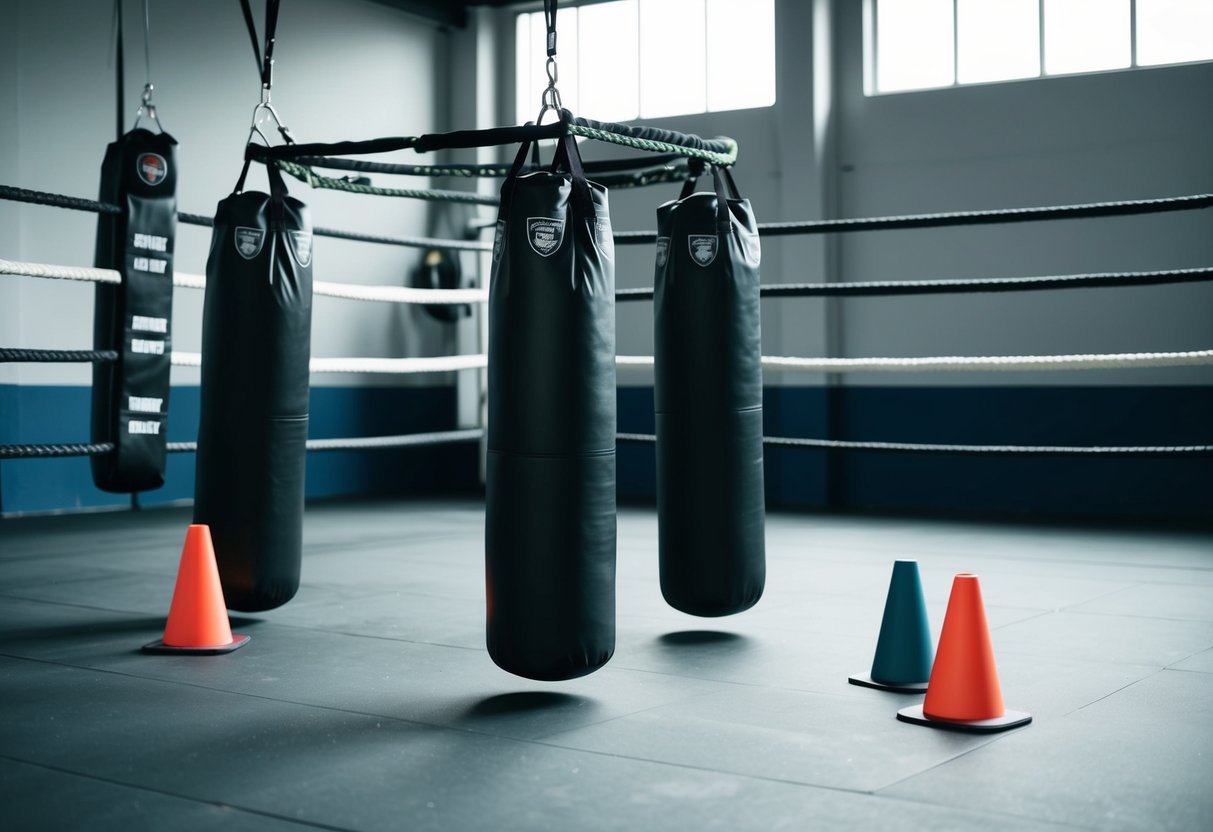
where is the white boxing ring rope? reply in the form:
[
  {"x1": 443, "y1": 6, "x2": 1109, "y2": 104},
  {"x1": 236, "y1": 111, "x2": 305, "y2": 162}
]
[{"x1": 5, "y1": 257, "x2": 1212, "y2": 375}]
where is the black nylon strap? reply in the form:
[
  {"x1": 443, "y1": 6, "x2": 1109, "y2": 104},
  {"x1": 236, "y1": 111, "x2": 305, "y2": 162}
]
[
  {"x1": 239, "y1": 0, "x2": 261, "y2": 77},
  {"x1": 240, "y1": 0, "x2": 281, "y2": 88},
  {"x1": 544, "y1": 0, "x2": 558, "y2": 56},
  {"x1": 114, "y1": 0, "x2": 124, "y2": 140}
]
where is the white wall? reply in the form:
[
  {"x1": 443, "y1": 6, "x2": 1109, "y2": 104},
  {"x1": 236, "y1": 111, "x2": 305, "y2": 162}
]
[{"x1": 2, "y1": 0, "x2": 452, "y2": 390}]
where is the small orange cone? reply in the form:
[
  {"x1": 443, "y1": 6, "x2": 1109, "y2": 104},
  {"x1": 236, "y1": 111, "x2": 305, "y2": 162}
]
[
  {"x1": 143, "y1": 525, "x2": 250, "y2": 654},
  {"x1": 897, "y1": 573, "x2": 1030, "y2": 733}
]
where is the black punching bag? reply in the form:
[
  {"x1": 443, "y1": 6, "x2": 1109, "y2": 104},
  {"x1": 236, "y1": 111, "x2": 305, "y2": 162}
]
[
  {"x1": 486, "y1": 129, "x2": 617, "y2": 680},
  {"x1": 91, "y1": 128, "x2": 177, "y2": 493},
  {"x1": 194, "y1": 163, "x2": 313, "y2": 612},
  {"x1": 654, "y1": 166, "x2": 765, "y2": 616}
]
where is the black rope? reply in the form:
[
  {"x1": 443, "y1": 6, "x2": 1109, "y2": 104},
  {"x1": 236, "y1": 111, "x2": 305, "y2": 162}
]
[
  {"x1": 173, "y1": 210, "x2": 488, "y2": 251},
  {"x1": 242, "y1": 116, "x2": 735, "y2": 162},
  {"x1": 166, "y1": 429, "x2": 484, "y2": 454},
  {"x1": 7, "y1": 431, "x2": 1207, "y2": 460},
  {"x1": 0, "y1": 443, "x2": 115, "y2": 460},
  {"x1": 616, "y1": 433, "x2": 1213, "y2": 457},
  {"x1": 615, "y1": 267, "x2": 1213, "y2": 302},
  {"x1": 0, "y1": 185, "x2": 121, "y2": 214},
  {"x1": 292, "y1": 152, "x2": 688, "y2": 179},
  {"x1": 613, "y1": 193, "x2": 1213, "y2": 244},
  {"x1": 0, "y1": 348, "x2": 119, "y2": 363}
]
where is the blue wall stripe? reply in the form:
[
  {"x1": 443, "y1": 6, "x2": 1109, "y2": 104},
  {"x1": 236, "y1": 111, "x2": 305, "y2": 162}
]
[{"x1": 4, "y1": 384, "x2": 1210, "y2": 519}]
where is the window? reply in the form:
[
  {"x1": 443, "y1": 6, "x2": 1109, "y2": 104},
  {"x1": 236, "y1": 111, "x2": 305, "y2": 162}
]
[
  {"x1": 868, "y1": 0, "x2": 1213, "y2": 95},
  {"x1": 515, "y1": 0, "x2": 776, "y2": 125}
]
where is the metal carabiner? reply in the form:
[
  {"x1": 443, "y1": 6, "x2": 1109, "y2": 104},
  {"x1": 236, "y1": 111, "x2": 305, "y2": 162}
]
[
  {"x1": 245, "y1": 85, "x2": 295, "y2": 146},
  {"x1": 131, "y1": 82, "x2": 164, "y2": 132}
]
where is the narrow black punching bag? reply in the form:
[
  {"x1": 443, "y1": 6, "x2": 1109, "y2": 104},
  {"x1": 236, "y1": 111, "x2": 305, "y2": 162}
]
[
  {"x1": 655, "y1": 166, "x2": 765, "y2": 616},
  {"x1": 91, "y1": 128, "x2": 177, "y2": 492},
  {"x1": 486, "y1": 129, "x2": 617, "y2": 680},
  {"x1": 194, "y1": 163, "x2": 313, "y2": 612}
]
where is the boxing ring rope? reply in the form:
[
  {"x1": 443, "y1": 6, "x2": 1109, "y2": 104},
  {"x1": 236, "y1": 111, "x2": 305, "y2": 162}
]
[
  {"x1": 613, "y1": 193, "x2": 1213, "y2": 244},
  {"x1": 4, "y1": 183, "x2": 1212, "y2": 462}
]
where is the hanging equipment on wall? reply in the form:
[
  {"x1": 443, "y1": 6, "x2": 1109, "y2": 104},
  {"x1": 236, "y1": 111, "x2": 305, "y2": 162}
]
[
  {"x1": 485, "y1": 0, "x2": 618, "y2": 680},
  {"x1": 654, "y1": 164, "x2": 766, "y2": 616},
  {"x1": 91, "y1": 0, "x2": 177, "y2": 494},
  {"x1": 193, "y1": 0, "x2": 313, "y2": 612}
]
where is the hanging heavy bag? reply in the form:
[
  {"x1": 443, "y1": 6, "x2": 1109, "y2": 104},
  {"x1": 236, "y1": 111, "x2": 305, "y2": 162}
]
[
  {"x1": 654, "y1": 165, "x2": 765, "y2": 617},
  {"x1": 485, "y1": 127, "x2": 617, "y2": 680},
  {"x1": 91, "y1": 128, "x2": 177, "y2": 493},
  {"x1": 193, "y1": 162, "x2": 313, "y2": 612}
]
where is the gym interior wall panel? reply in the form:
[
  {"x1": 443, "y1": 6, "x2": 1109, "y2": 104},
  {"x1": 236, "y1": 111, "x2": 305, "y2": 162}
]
[
  {"x1": 8, "y1": 0, "x2": 451, "y2": 393},
  {"x1": 832, "y1": 2, "x2": 1213, "y2": 388}
]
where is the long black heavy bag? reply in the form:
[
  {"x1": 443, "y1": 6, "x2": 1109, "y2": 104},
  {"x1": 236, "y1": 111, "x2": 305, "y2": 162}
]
[
  {"x1": 91, "y1": 128, "x2": 177, "y2": 493},
  {"x1": 486, "y1": 131, "x2": 617, "y2": 680},
  {"x1": 194, "y1": 163, "x2": 313, "y2": 612},
  {"x1": 654, "y1": 166, "x2": 765, "y2": 616}
]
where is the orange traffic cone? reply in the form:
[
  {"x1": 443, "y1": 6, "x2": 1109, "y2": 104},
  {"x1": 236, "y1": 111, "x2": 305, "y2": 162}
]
[
  {"x1": 143, "y1": 524, "x2": 250, "y2": 654},
  {"x1": 897, "y1": 573, "x2": 1030, "y2": 733}
]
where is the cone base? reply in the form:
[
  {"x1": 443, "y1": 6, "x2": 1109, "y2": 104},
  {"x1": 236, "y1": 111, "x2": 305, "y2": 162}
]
[
  {"x1": 896, "y1": 703, "x2": 1031, "y2": 733},
  {"x1": 849, "y1": 673, "x2": 929, "y2": 693},
  {"x1": 142, "y1": 635, "x2": 250, "y2": 655}
]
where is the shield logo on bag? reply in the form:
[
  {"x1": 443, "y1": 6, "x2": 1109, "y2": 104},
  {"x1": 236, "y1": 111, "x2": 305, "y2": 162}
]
[
  {"x1": 655, "y1": 237, "x2": 671, "y2": 268},
  {"x1": 288, "y1": 230, "x2": 313, "y2": 266},
  {"x1": 527, "y1": 217, "x2": 565, "y2": 257},
  {"x1": 591, "y1": 217, "x2": 614, "y2": 261},
  {"x1": 136, "y1": 153, "x2": 168, "y2": 186},
  {"x1": 688, "y1": 235, "x2": 718, "y2": 267},
  {"x1": 493, "y1": 220, "x2": 506, "y2": 263},
  {"x1": 234, "y1": 226, "x2": 264, "y2": 260}
]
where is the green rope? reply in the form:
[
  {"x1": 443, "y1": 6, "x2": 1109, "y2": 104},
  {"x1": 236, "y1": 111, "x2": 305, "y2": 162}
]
[
  {"x1": 274, "y1": 159, "x2": 497, "y2": 205},
  {"x1": 568, "y1": 123, "x2": 738, "y2": 167}
]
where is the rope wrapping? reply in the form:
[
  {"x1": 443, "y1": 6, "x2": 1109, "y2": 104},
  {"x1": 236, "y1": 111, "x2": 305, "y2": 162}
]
[
  {"x1": 616, "y1": 267, "x2": 1213, "y2": 301},
  {"x1": 615, "y1": 433, "x2": 1213, "y2": 457},
  {"x1": 172, "y1": 271, "x2": 488, "y2": 305},
  {"x1": 274, "y1": 160, "x2": 499, "y2": 205},
  {"x1": 0, "y1": 185, "x2": 121, "y2": 214},
  {"x1": 166, "y1": 429, "x2": 484, "y2": 454},
  {"x1": 169, "y1": 352, "x2": 488, "y2": 373},
  {"x1": 613, "y1": 193, "x2": 1213, "y2": 245},
  {"x1": 0, "y1": 259, "x2": 123, "y2": 284},
  {"x1": 617, "y1": 350, "x2": 1213, "y2": 373},
  {"x1": 0, "y1": 348, "x2": 119, "y2": 363},
  {"x1": 0, "y1": 442, "x2": 116, "y2": 459}
]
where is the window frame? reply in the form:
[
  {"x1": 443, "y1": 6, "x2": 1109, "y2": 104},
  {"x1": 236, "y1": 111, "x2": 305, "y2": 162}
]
[
  {"x1": 864, "y1": 0, "x2": 1213, "y2": 97},
  {"x1": 512, "y1": 0, "x2": 777, "y2": 125}
]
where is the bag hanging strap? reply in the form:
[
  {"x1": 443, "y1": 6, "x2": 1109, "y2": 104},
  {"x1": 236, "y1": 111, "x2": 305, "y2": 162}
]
[
  {"x1": 266, "y1": 158, "x2": 289, "y2": 225},
  {"x1": 679, "y1": 164, "x2": 742, "y2": 232},
  {"x1": 500, "y1": 111, "x2": 593, "y2": 221},
  {"x1": 678, "y1": 158, "x2": 707, "y2": 200}
]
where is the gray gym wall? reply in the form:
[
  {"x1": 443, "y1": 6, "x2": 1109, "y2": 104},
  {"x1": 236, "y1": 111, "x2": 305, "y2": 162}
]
[{"x1": 1, "y1": 0, "x2": 453, "y2": 392}]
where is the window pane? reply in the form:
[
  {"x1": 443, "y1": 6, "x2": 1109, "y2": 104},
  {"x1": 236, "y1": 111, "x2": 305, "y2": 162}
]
[
  {"x1": 1137, "y1": 0, "x2": 1213, "y2": 66},
  {"x1": 640, "y1": 0, "x2": 707, "y2": 118},
  {"x1": 580, "y1": 1, "x2": 639, "y2": 121},
  {"x1": 957, "y1": 0, "x2": 1040, "y2": 83},
  {"x1": 516, "y1": 9, "x2": 580, "y2": 124},
  {"x1": 877, "y1": 0, "x2": 955, "y2": 93},
  {"x1": 1044, "y1": 0, "x2": 1131, "y2": 75},
  {"x1": 515, "y1": 13, "x2": 534, "y2": 125},
  {"x1": 706, "y1": 0, "x2": 776, "y2": 111}
]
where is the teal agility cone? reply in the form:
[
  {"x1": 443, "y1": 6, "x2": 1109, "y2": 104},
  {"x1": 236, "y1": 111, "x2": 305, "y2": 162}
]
[{"x1": 849, "y1": 560, "x2": 933, "y2": 693}]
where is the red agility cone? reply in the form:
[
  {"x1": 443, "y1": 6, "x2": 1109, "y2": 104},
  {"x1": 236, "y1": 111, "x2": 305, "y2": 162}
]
[
  {"x1": 143, "y1": 525, "x2": 250, "y2": 654},
  {"x1": 897, "y1": 573, "x2": 1030, "y2": 733}
]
